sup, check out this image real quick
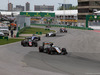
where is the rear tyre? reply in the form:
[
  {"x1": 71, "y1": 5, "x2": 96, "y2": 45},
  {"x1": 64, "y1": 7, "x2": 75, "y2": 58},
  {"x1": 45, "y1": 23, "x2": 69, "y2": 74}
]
[
  {"x1": 34, "y1": 43, "x2": 38, "y2": 47},
  {"x1": 48, "y1": 48, "x2": 53, "y2": 55},
  {"x1": 38, "y1": 37, "x2": 41, "y2": 41},
  {"x1": 46, "y1": 34, "x2": 49, "y2": 37},
  {"x1": 53, "y1": 34, "x2": 56, "y2": 36},
  {"x1": 60, "y1": 30, "x2": 62, "y2": 33},
  {"x1": 48, "y1": 49, "x2": 51, "y2": 54},
  {"x1": 39, "y1": 46, "x2": 44, "y2": 52},
  {"x1": 23, "y1": 43, "x2": 27, "y2": 47}
]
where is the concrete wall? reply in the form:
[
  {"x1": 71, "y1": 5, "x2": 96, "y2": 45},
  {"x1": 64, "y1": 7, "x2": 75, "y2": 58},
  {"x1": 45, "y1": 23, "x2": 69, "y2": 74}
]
[
  {"x1": 25, "y1": 17, "x2": 30, "y2": 26},
  {"x1": 16, "y1": 15, "x2": 30, "y2": 32}
]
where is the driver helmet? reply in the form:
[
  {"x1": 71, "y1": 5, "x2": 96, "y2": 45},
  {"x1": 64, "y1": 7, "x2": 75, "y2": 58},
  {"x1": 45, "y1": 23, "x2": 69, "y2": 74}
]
[{"x1": 52, "y1": 45, "x2": 55, "y2": 47}]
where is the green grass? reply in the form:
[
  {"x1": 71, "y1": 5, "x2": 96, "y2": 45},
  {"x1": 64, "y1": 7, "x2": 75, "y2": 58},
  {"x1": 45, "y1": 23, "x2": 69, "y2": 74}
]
[
  {"x1": 0, "y1": 39, "x2": 22, "y2": 45},
  {"x1": 21, "y1": 27, "x2": 55, "y2": 34}
]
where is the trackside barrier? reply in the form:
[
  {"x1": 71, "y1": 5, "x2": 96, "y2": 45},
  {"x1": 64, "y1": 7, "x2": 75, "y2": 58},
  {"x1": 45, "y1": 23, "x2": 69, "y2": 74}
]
[
  {"x1": 36, "y1": 32, "x2": 38, "y2": 34},
  {"x1": 31, "y1": 24, "x2": 93, "y2": 30},
  {"x1": 0, "y1": 36, "x2": 8, "y2": 40},
  {"x1": 36, "y1": 32, "x2": 42, "y2": 35}
]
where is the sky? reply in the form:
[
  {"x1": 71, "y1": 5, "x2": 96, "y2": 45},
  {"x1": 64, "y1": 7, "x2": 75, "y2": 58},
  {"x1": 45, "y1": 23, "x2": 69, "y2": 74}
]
[{"x1": 0, "y1": 0, "x2": 77, "y2": 10}]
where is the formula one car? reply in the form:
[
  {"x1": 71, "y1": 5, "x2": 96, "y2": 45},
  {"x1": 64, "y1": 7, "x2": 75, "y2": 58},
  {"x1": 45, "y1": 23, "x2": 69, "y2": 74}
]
[
  {"x1": 25, "y1": 36, "x2": 41, "y2": 41},
  {"x1": 60, "y1": 27, "x2": 67, "y2": 33},
  {"x1": 39, "y1": 42, "x2": 68, "y2": 55},
  {"x1": 46, "y1": 32, "x2": 56, "y2": 37},
  {"x1": 21, "y1": 38, "x2": 38, "y2": 47}
]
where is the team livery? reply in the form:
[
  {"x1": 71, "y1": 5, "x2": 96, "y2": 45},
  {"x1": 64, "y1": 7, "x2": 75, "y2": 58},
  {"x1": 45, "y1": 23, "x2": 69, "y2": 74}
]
[{"x1": 39, "y1": 42, "x2": 68, "y2": 55}]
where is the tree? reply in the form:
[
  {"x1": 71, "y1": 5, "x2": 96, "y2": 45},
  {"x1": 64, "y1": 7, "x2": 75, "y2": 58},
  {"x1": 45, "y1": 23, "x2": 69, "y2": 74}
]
[
  {"x1": 69, "y1": 6, "x2": 77, "y2": 10},
  {"x1": 57, "y1": 6, "x2": 63, "y2": 10},
  {"x1": 58, "y1": 5, "x2": 77, "y2": 10}
]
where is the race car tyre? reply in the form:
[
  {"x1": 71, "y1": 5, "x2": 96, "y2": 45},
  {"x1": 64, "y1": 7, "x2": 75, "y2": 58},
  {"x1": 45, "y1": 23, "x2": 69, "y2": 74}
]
[
  {"x1": 39, "y1": 46, "x2": 44, "y2": 52},
  {"x1": 21, "y1": 41, "x2": 23, "y2": 45},
  {"x1": 50, "y1": 52, "x2": 53, "y2": 55},
  {"x1": 46, "y1": 34, "x2": 49, "y2": 37},
  {"x1": 23, "y1": 43, "x2": 27, "y2": 47},
  {"x1": 48, "y1": 48, "x2": 53, "y2": 55},
  {"x1": 54, "y1": 34, "x2": 56, "y2": 36},
  {"x1": 62, "y1": 48, "x2": 68, "y2": 55},
  {"x1": 34, "y1": 43, "x2": 38, "y2": 47},
  {"x1": 38, "y1": 37, "x2": 41, "y2": 41},
  {"x1": 48, "y1": 49, "x2": 51, "y2": 54}
]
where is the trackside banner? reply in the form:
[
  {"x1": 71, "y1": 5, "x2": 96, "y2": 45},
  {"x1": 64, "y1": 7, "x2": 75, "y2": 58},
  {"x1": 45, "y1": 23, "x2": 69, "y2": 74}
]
[{"x1": 20, "y1": 12, "x2": 55, "y2": 17}]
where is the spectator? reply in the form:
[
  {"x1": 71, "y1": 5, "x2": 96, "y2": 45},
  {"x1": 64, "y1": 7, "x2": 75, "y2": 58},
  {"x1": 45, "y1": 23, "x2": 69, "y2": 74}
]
[{"x1": 11, "y1": 30, "x2": 13, "y2": 37}]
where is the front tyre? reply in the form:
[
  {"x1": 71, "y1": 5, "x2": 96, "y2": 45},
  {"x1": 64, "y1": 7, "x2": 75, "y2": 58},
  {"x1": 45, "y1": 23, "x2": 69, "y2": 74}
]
[
  {"x1": 54, "y1": 34, "x2": 56, "y2": 36},
  {"x1": 62, "y1": 48, "x2": 68, "y2": 55}
]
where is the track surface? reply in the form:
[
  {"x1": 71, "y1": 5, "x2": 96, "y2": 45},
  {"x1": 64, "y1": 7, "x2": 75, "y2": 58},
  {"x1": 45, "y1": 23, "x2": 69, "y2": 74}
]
[{"x1": 0, "y1": 26, "x2": 100, "y2": 75}]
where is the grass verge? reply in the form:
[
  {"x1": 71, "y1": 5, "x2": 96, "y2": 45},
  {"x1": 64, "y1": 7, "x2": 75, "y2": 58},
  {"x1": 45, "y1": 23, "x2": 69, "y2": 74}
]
[
  {"x1": 0, "y1": 38, "x2": 22, "y2": 45},
  {"x1": 21, "y1": 27, "x2": 55, "y2": 34}
]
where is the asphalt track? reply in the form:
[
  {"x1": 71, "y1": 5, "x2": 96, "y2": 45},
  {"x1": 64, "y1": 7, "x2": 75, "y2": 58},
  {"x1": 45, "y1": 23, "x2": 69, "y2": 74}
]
[{"x1": 0, "y1": 26, "x2": 100, "y2": 75}]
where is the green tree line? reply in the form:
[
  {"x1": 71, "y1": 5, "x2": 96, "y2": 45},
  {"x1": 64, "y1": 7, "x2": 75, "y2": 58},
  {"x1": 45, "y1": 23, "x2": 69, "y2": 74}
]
[{"x1": 58, "y1": 6, "x2": 77, "y2": 10}]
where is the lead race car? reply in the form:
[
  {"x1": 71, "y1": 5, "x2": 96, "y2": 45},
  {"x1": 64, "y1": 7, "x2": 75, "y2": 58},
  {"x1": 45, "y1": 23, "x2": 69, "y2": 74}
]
[
  {"x1": 45, "y1": 32, "x2": 56, "y2": 37},
  {"x1": 39, "y1": 42, "x2": 68, "y2": 55},
  {"x1": 60, "y1": 27, "x2": 67, "y2": 33},
  {"x1": 21, "y1": 38, "x2": 38, "y2": 47}
]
